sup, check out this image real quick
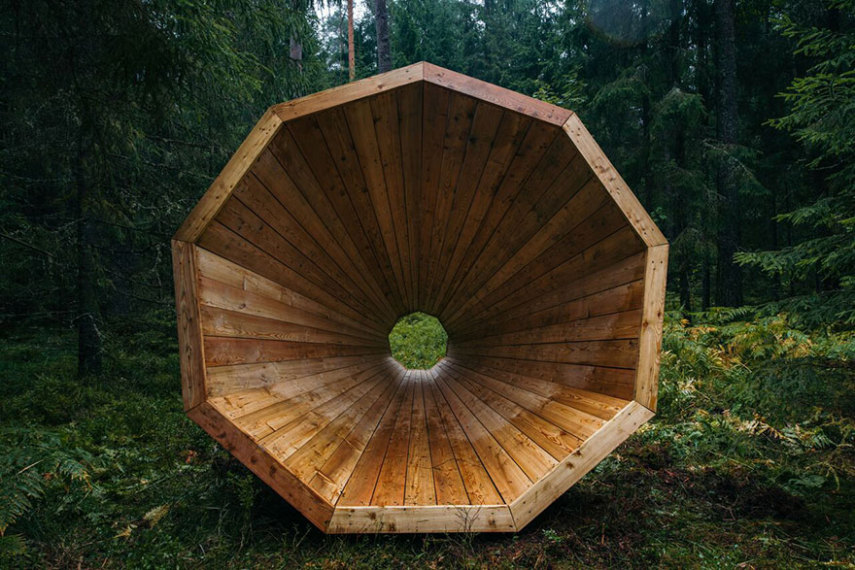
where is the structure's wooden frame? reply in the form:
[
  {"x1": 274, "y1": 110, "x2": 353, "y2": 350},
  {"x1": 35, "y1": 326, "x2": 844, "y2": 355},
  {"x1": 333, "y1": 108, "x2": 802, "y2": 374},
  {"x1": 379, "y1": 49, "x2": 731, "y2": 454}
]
[{"x1": 172, "y1": 62, "x2": 668, "y2": 533}]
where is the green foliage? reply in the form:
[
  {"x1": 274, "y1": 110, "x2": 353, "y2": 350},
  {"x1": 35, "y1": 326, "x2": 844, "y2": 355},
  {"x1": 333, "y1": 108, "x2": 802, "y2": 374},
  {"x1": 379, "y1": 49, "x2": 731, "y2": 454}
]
[
  {"x1": 388, "y1": 312, "x2": 448, "y2": 369},
  {"x1": 737, "y1": 0, "x2": 855, "y2": 323}
]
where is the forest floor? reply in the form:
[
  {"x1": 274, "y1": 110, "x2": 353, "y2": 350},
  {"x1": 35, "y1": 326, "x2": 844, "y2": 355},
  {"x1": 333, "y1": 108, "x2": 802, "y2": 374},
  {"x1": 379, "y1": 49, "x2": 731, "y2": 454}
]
[{"x1": 1, "y1": 311, "x2": 854, "y2": 569}]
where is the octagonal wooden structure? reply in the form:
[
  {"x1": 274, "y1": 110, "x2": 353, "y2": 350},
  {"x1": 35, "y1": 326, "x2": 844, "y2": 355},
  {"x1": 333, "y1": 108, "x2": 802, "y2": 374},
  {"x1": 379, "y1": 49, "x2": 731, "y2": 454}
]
[{"x1": 172, "y1": 62, "x2": 668, "y2": 534}]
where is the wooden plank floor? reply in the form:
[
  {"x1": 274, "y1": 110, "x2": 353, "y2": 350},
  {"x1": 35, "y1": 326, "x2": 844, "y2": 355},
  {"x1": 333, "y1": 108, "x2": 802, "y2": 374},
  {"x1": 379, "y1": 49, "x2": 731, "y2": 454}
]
[{"x1": 208, "y1": 359, "x2": 629, "y2": 508}]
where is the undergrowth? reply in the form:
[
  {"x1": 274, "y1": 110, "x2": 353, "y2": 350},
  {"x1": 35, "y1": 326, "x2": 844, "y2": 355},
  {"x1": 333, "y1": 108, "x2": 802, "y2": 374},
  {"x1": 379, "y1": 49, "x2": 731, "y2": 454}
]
[
  {"x1": 0, "y1": 310, "x2": 853, "y2": 568},
  {"x1": 388, "y1": 312, "x2": 448, "y2": 369}
]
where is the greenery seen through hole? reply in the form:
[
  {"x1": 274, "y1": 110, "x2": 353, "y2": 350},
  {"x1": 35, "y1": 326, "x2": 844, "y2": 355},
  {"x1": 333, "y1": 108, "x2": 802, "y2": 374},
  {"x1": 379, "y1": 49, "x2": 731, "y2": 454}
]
[{"x1": 388, "y1": 312, "x2": 448, "y2": 369}]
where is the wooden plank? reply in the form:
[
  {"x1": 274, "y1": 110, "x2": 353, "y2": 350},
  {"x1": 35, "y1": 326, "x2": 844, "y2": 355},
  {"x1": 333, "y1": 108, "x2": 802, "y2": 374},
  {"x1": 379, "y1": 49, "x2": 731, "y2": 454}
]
[
  {"x1": 371, "y1": 88, "x2": 415, "y2": 311},
  {"x1": 263, "y1": 371, "x2": 388, "y2": 463},
  {"x1": 461, "y1": 180, "x2": 613, "y2": 309},
  {"x1": 338, "y1": 371, "x2": 413, "y2": 506},
  {"x1": 456, "y1": 254, "x2": 646, "y2": 339},
  {"x1": 423, "y1": 92, "x2": 478, "y2": 313},
  {"x1": 635, "y1": 243, "x2": 669, "y2": 411},
  {"x1": 450, "y1": 354, "x2": 636, "y2": 401},
  {"x1": 233, "y1": 173, "x2": 393, "y2": 323},
  {"x1": 440, "y1": 142, "x2": 584, "y2": 323},
  {"x1": 510, "y1": 401, "x2": 653, "y2": 530},
  {"x1": 424, "y1": 370, "x2": 503, "y2": 505},
  {"x1": 282, "y1": 372, "x2": 399, "y2": 481},
  {"x1": 433, "y1": 111, "x2": 531, "y2": 312},
  {"x1": 314, "y1": 107, "x2": 406, "y2": 316},
  {"x1": 437, "y1": 125, "x2": 565, "y2": 317},
  {"x1": 447, "y1": 224, "x2": 645, "y2": 332},
  {"x1": 398, "y1": 83, "x2": 424, "y2": 313},
  {"x1": 272, "y1": 62, "x2": 424, "y2": 122},
  {"x1": 206, "y1": 355, "x2": 383, "y2": 397},
  {"x1": 172, "y1": 240, "x2": 207, "y2": 410},
  {"x1": 424, "y1": 63, "x2": 572, "y2": 126},
  {"x1": 198, "y1": 222, "x2": 387, "y2": 334},
  {"x1": 456, "y1": 309, "x2": 643, "y2": 347},
  {"x1": 563, "y1": 114, "x2": 667, "y2": 248},
  {"x1": 442, "y1": 362, "x2": 580, "y2": 460},
  {"x1": 214, "y1": 198, "x2": 379, "y2": 321},
  {"x1": 343, "y1": 98, "x2": 410, "y2": 309},
  {"x1": 433, "y1": 372, "x2": 531, "y2": 503},
  {"x1": 196, "y1": 231, "x2": 384, "y2": 339},
  {"x1": 265, "y1": 128, "x2": 396, "y2": 326},
  {"x1": 326, "y1": 504, "x2": 515, "y2": 534},
  {"x1": 199, "y1": 305, "x2": 382, "y2": 347},
  {"x1": 450, "y1": 359, "x2": 628, "y2": 421},
  {"x1": 442, "y1": 360, "x2": 605, "y2": 440},
  {"x1": 404, "y1": 374, "x2": 436, "y2": 505},
  {"x1": 309, "y1": 367, "x2": 408, "y2": 504},
  {"x1": 175, "y1": 109, "x2": 282, "y2": 242},
  {"x1": 445, "y1": 187, "x2": 623, "y2": 329},
  {"x1": 422, "y1": 371, "x2": 470, "y2": 505},
  {"x1": 455, "y1": 279, "x2": 644, "y2": 343},
  {"x1": 188, "y1": 402, "x2": 334, "y2": 532},
  {"x1": 371, "y1": 372, "x2": 417, "y2": 506},
  {"x1": 284, "y1": 115, "x2": 400, "y2": 319},
  {"x1": 438, "y1": 364, "x2": 560, "y2": 478},
  {"x1": 232, "y1": 361, "x2": 388, "y2": 441},
  {"x1": 419, "y1": 82, "x2": 450, "y2": 309},
  {"x1": 203, "y1": 337, "x2": 385, "y2": 367},
  {"x1": 450, "y1": 338, "x2": 639, "y2": 370},
  {"x1": 428, "y1": 102, "x2": 504, "y2": 310}
]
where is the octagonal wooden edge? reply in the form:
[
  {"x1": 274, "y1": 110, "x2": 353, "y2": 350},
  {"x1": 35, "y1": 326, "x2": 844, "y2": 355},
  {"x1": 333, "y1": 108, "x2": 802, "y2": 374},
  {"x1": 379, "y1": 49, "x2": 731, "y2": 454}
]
[{"x1": 170, "y1": 62, "x2": 670, "y2": 533}]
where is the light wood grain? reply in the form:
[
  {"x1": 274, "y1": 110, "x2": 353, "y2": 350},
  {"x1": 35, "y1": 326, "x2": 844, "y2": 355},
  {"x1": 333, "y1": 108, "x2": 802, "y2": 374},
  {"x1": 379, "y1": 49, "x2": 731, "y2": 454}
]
[{"x1": 174, "y1": 63, "x2": 667, "y2": 534}]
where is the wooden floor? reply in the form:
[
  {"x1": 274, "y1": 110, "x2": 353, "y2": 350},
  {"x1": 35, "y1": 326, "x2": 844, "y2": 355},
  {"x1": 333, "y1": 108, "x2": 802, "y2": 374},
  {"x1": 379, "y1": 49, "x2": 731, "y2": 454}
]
[{"x1": 208, "y1": 357, "x2": 628, "y2": 509}]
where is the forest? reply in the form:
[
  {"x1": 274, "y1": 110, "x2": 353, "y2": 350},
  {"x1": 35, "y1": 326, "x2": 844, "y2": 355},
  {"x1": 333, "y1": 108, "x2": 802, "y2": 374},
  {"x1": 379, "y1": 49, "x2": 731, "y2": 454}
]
[{"x1": 1, "y1": 0, "x2": 853, "y2": 567}]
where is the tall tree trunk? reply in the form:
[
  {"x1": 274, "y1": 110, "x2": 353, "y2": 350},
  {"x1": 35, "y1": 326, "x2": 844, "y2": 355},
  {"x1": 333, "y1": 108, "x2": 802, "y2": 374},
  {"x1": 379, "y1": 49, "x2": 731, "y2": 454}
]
[
  {"x1": 75, "y1": 127, "x2": 101, "y2": 378},
  {"x1": 348, "y1": 0, "x2": 355, "y2": 81},
  {"x1": 714, "y1": 0, "x2": 742, "y2": 306},
  {"x1": 289, "y1": 0, "x2": 303, "y2": 72},
  {"x1": 702, "y1": 258, "x2": 711, "y2": 309},
  {"x1": 375, "y1": 0, "x2": 391, "y2": 73}
]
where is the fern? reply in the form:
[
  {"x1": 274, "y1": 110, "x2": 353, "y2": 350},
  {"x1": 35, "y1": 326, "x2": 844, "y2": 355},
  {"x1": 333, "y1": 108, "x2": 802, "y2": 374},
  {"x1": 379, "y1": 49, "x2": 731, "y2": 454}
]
[{"x1": 0, "y1": 426, "x2": 95, "y2": 556}]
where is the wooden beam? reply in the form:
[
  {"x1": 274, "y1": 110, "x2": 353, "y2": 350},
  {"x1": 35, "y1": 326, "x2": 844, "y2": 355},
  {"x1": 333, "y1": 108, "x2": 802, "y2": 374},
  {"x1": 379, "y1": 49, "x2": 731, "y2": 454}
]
[
  {"x1": 272, "y1": 62, "x2": 425, "y2": 122},
  {"x1": 172, "y1": 240, "x2": 207, "y2": 410},
  {"x1": 327, "y1": 505, "x2": 516, "y2": 533},
  {"x1": 188, "y1": 402, "x2": 335, "y2": 531},
  {"x1": 509, "y1": 401, "x2": 654, "y2": 529},
  {"x1": 562, "y1": 114, "x2": 668, "y2": 248},
  {"x1": 635, "y1": 244, "x2": 669, "y2": 411},
  {"x1": 424, "y1": 63, "x2": 573, "y2": 126},
  {"x1": 174, "y1": 109, "x2": 282, "y2": 243}
]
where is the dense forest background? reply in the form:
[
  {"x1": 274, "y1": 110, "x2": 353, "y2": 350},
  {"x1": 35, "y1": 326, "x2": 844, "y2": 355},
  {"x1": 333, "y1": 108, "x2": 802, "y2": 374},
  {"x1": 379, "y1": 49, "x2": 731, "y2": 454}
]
[{"x1": 1, "y1": 0, "x2": 853, "y2": 567}]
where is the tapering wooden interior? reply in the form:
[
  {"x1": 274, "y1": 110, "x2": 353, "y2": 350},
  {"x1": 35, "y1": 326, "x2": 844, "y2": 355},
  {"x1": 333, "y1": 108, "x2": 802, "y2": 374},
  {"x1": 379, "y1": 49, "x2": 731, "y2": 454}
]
[{"x1": 172, "y1": 63, "x2": 668, "y2": 533}]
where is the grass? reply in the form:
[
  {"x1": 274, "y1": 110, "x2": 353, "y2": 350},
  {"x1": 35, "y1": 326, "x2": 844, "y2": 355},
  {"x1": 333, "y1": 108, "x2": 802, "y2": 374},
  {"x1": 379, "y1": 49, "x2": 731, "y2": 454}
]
[
  {"x1": 388, "y1": 312, "x2": 448, "y2": 369},
  {"x1": 0, "y1": 310, "x2": 853, "y2": 568}
]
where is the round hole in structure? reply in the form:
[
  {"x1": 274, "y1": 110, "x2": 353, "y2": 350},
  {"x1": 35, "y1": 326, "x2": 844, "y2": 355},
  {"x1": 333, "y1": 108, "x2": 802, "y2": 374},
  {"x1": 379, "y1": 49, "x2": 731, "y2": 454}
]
[{"x1": 388, "y1": 312, "x2": 448, "y2": 370}]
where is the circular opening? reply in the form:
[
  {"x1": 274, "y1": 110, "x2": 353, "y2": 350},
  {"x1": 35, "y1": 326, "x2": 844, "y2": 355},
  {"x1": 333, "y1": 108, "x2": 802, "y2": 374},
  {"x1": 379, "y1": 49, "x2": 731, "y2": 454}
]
[{"x1": 388, "y1": 312, "x2": 448, "y2": 369}]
